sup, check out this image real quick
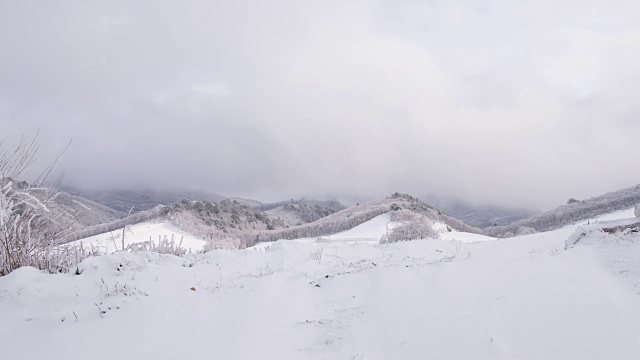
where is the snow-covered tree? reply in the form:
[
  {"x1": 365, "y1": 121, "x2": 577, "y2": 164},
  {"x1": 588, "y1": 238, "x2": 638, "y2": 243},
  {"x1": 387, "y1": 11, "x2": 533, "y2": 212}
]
[
  {"x1": 380, "y1": 221, "x2": 438, "y2": 244},
  {"x1": 0, "y1": 135, "x2": 73, "y2": 275}
]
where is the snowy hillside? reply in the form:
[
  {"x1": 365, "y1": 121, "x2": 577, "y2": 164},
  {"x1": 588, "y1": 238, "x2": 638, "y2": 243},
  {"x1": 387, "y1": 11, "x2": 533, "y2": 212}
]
[
  {"x1": 251, "y1": 193, "x2": 481, "y2": 245},
  {"x1": 63, "y1": 199, "x2": 281, "y2": 247},
  {"x1": 3, "y1": 207, "x2": 640, "y2": 359},
  {"x1": 52, "y1": 191, "x2": 125, "y2": 228},
  {"x1": 486, "y1": 183, "x2": 640, "y2": 237},
  {"x1": 64, "y1": 193, "x2": 476, "y2": 250},
  {"x1": 264, "y1": 199, "x2": 345, "y2": 227},
  {"x1": 68, "y1": 220, "x2": 207, "y2": 253}
]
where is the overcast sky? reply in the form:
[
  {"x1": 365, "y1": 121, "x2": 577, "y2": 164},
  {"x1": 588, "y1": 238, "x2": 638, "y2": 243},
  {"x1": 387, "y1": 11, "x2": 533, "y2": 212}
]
[{"x1": 1, "y1": 0, "x2": 639, "y2": 209}]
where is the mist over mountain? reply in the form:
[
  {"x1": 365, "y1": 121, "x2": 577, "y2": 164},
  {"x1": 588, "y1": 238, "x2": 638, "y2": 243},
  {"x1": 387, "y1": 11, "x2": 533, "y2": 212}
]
[
  {"x1": 68, "y1": 187, "x2": 227, "y2": 213},
  {"x1": 422, "y1": 195, "x2": 540, "y2": 229}
]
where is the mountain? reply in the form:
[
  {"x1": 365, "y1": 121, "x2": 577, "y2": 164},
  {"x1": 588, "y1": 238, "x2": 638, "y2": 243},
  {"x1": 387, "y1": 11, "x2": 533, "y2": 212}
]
[
  {"x1": 422, "y1": 195, "x2": 539, "y2": 228},
  {"x1": 1, "y1": 178, "x2": 125, "y2": 244},
  {"x1": 249, "y1": 193, "x2": 481, "y2": 246},
  {"x1": 485, "y1": 183, "x2": 640, "y2": 237},
  {"x1": 63, "y1": 197, "x2": 343, "y2": 248},
  {"x1": 261, "y1": 199, "x2": 346, "y2": 227},
  {"x1": 69, "y1": 188, "x2": 228, "y2": 213},
  {"x1": 52, "y1": 191, "x2": 124, "y2": 230},
  {"x1": 64, "y1": 193, "x2": 480, "y2": 249}
]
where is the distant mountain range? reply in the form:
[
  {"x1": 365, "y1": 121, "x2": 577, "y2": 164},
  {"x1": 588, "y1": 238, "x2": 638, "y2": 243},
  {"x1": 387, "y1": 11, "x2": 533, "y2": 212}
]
[
  {"x1": 52, "y1": 191, "x2": 124, "y2": 230},
  {"x1": 62, "y1": 192, "x2": 482, "y2": 248},
  {"x1": 67, "y1": 188, "x2": 227, "y2": 213},
  {"x1": 55, "y1": 183, "x2": 640, "y2": 246},
  {"x1": 421, "y1": 195, "x2": 539, "y2": 229}
]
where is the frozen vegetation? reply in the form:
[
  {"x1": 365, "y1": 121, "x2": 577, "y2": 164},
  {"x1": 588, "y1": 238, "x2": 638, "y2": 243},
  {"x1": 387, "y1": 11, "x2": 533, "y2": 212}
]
[{"x1": 69, "y1": 220, "x2": 207, "y2": 254}]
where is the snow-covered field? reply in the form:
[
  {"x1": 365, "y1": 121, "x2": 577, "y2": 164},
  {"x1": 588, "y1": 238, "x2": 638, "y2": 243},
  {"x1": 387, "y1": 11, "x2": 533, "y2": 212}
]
[
  {"x1": 68, "y1": 220, "x2": 208, "y2": 253},
  {"x1": 1, "y1": 209, "x2": 640, "y2": 359}
]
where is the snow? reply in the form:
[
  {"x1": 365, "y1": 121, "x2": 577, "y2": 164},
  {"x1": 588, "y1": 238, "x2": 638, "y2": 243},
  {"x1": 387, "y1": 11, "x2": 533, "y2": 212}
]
[
  {"x1": 440, "y1": 230, "x2": 496, "y2": 242},
  {"x1": 327, "y1": 213, "x2": 399, "y2": 241},
  {"x1": 68, "y1": 220, "x2": 207, "y2": 253},
  {"x1": 297, "y1": 213, "x2": 486, "y2": 244},
  {"x1": 574, "y1": 206, "x2": 637, "y2": 224},
  {"x1": 2, "y1": 208, "x2": 640, "y2": 359},
  {"x1": 272, "y1": 213, "x2": 402, "y2": 245}
]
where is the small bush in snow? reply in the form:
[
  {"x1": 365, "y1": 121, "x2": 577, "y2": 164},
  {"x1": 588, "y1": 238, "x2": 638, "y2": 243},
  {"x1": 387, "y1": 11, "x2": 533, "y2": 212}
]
[
  {"x1": 309, "y1": 247, "x2": 323, "y2": 263},
  {"x1": 635, "y1": 204, "x2": 640, "y2": 218}
]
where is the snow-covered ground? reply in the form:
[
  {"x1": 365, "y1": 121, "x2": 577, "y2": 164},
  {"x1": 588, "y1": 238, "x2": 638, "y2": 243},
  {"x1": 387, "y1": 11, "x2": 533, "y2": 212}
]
[
  {"x1": 1, "y1": 209, "x2": 640, "y2": 359},
  {"x1": 68, "y1": 220, "x2": 208, "y2": 253}
]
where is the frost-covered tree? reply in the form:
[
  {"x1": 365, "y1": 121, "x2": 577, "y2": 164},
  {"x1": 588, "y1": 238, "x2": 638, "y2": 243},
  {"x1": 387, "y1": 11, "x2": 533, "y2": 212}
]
[
  {"x1": 0, "y1": 135, "x2": 73, "y2": 275},
  {"x1": 380, "y1": 209, "x2": 439, "y2": 244},
  {"x1": 380, "y1": 221, "x2": 438, "y2": 244},
  {"x1": 635, "y1": 204, "x2": 640, "y2": 218}
]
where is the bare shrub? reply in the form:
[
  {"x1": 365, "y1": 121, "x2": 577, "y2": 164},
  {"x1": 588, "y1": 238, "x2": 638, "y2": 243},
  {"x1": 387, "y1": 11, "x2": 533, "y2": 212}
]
[
  {"x1": 125, "y1": 234, "x2": 196, "y2": 256},
  {"x1": 0, "y1": 134, "x2": 79, "y2": 275},
  {"x1": 309, "y1": 247, "x2": 323, "y2": 263}
]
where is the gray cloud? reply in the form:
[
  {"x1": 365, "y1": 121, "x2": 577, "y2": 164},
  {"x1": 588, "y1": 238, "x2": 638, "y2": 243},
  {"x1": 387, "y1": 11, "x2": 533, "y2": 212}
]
[{"x1": 2, "y1": 0, "x2": 640, "y2": 209}]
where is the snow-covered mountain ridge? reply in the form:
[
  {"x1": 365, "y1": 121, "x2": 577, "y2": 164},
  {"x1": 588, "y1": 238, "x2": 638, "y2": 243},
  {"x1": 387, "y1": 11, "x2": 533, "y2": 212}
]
[
  {"x1": 64, "y1": 193, "x2": 478, "y2": 250},
  {"x1": 485, "y1": 183, "x2": 640, "y2": 237}
]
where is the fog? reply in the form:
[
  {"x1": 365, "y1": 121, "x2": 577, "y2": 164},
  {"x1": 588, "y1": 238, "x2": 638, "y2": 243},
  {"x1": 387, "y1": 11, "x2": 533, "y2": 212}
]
[{"x1": 2, "y1": 0, "x2": 640, "y2": 209}]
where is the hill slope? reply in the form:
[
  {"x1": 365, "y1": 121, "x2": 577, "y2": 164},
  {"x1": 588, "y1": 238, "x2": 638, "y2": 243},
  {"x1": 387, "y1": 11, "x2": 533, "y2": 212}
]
[
  {"x1": 485, "y1": 183, "x2": 640, "y2": 237},
  {"x1": 263, "y1": 200, "x2": 345, "y2": 227},
  {"x1": 52, "y1": 191, "x2": 125, "y2": 229},
  {"x1": 250, "y1": 193, "x2": 481, "y2": 245}
]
